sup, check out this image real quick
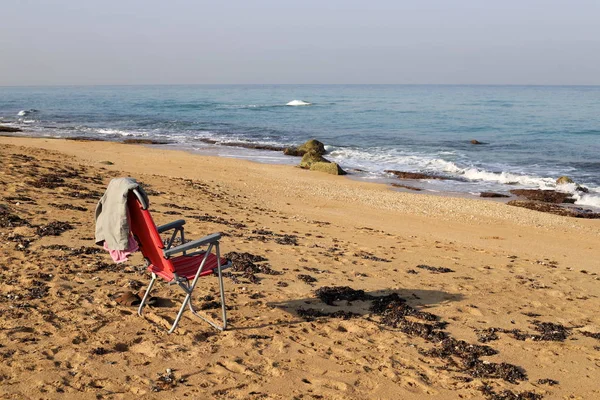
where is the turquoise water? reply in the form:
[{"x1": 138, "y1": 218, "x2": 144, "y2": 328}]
[{"x1": 1, "y1": 85, "x2": 599, "y2": 207}]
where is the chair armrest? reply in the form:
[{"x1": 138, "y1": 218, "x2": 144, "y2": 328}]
[
  {"x1": 163, "y1": 232, "x2": 221, "y2": 258},
  {"x1": 157, "y1": 219, "x2": 186, "y2": 234}
]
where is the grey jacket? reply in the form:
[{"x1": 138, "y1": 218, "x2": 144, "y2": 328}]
[{"x1": 95, "y1": 177, "x2": 149, "y2": 250}]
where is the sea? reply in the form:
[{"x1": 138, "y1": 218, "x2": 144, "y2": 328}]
[{"x1": 1, "y1": 85, "x2": 599, "y2": 209}]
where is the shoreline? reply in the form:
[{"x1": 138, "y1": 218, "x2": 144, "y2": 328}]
[
  {"x1": 3, "y1": 132, "x2": 599, "y2": 215},
  {"x1": 1, "y1": 137, "x2": 600, "y2": 399}
]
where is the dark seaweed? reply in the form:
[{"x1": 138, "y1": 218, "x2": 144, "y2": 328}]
[
  {"x1": 416, "y1": 264, "x2": 454, "y2": 273},
  {"x1": 480, "y1": 384, "x2": 542, "y2": 400},
  {"x1": 36, "y1": 221, "x2": 74, "y2": 237},
  {"x1": 315, "y1": 286, "x2": 373, "y2": 305},
  {"x1": 353, "y1": 251, "x2": 391, "y2": 262}
]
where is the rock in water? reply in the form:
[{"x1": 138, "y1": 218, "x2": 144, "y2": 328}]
[
  {"x1": 310, "y1": 162, "x2": 346, "y2": 175},
  {"x1": 556, "y1": 176, "x2": 574, "y2": 185},
  {"x1": 508, "y1": 201, "x2": 600, "y2": 219},
  {"x1": 509, "y1": 189, "x2": 575, "y2": 204},
  {"x1": 385, "y1": 170, "x2": 448, "y2": 180},
  {"x1": 471, "y1": 139, "x2": 484, "y2": 145},
  {"x1": 299, "y1": 150, "x2": 329, "y2": 169},
  {"x1": 283, "y1": 147, "x2": 303, "y2": 156},
  {"x1": 284, "y1": 139, "x2": 327, "y2": 157},
  {"x1": 480, "y1": 192, "x2": 510, "y2": 198},
  {"x1": 0, "y1": 126, "x2": 22, "y2": 133}
]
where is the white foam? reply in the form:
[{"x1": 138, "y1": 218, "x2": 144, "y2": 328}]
[
  {"x1": 286, "y1": 100, "x2": 311, "y2": 106},
  {"x1": 573, "y1": 192, "x2": 600, "y2": 209},
  {"x1": 459, "y1": 167, "x2": 555, "y2": 187},
  {"x1": 96, "y1": 128, "x2": 146, "y2": 137},
  {"x1": 17, "y1": 109, "x2": 38, "y2": 116}
]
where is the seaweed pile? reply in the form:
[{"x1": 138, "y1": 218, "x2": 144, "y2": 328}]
[
  {"x1": 247, "y1": 229, "x2": 299, "y2": 246},
  {"x1": 296, "y1": 286, "x2": 546, "y2": 397},
  {"x1": 224, "y1": 251, "x2": 281, "y2": 284}
]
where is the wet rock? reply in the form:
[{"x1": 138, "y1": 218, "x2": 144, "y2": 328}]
[
  {"x1": 283, "y1": 147, "x2": 303, "y2": 156},
  {"x1": 299, "y1": 150, "x2": 329, "y2": 169},
  {"x1": 507, "y1": 201, "x2": 600, "y2": 219},
  {"x1": 66, "y1": 136, "x2": 104, "y2": 141},
  {"x1": 470, "y1": 140, "x2": 485, "y2": 145},
  {"x1": 284, "y1": 139, "x2": 326, "y2": 157},
  {"x1": 556, "y1": 176, "x2": 573, "y2": 185},
  {"x1": 0, "y1": 126, "x2": 22, "y2": 132},
  {"x1": 197, "y1": 138, "x2": 218, "y2": 144},
  {"x1": 509, "y1": 189, "x2": 574, "y2": 204},
  {"x1": 480, "y1": 192, "x2": 510, "y2": 198},
  {"x1": 220, "y1": 142, "x2": 284, "y2": 151},
  {"x1": 309, "y1": 161, "x2": 347, "y2": 175},
  {"x1": 123, "y1": 139, "x2": 169, "y2": 145},
  {"x1": 391, "y1": 183, "x2": 422, "y2": 191},
  {"x1": 385, "y1": 170, "x2": 449, "y2": 180}
]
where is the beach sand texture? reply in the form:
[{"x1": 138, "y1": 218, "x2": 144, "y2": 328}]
[{"x1": 1, "y1": 137, "x2": 599, "y2": 399}]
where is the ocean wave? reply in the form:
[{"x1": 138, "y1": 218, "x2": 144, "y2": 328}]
[
  {"x1": 96, "y1": 128, "x2": 148, "y2": 137},
  {"x1": 326, "y1": 146, "x2": 589, "y2": 192},
  {"x1": 17, "y1": 109, "x2": 38, "y2": 117},
  {"x1": 458, "y1": 168, "x2": 555, "y2": 187},
  {"x1": 286, "y1": 100, "x2": 311, "y2": 106},
  {"x1": 573, "y1": 192, "x2": 600, "y2": 208}
]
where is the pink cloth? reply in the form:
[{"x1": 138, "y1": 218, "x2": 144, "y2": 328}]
[{"x1": 103, "y1": 234, "x2": 139, "y2": 263}]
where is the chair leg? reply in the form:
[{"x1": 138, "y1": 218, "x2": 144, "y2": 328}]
[
  {"x1": 152, "y1": 243, "x2": 227, "y2": 334},
  {"x1": 169, "y1": 288, "x2": 193, "y2": 334},
  {"x1": 138, "y1": 272, "x2": 157, "y2": 317},
  {"x1": 216, "y1": 242, "x2": 228, "y2": 330},
  {"x1": 187, "y1": 243, "x2": 228, "y2": 331}
]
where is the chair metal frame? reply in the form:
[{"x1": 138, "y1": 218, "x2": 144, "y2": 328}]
[{"x1": 130, "y1": 188, "x2": 230, "y2": 334}]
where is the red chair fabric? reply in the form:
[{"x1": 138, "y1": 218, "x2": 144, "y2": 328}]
[{"x1": 127, "y1": 192, "x2": 227, "y2": 282}]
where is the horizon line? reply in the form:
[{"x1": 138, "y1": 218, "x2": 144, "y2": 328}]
[{"x1": 2, "y1": 83, "x2": 600, "y2": 88}]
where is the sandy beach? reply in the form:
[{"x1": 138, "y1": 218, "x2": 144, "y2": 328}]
[{"x1": 1, "y1": 136, "x2": 599, "y2": 399}]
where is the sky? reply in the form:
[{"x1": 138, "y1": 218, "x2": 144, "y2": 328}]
[{"x1": 0, "y1": 0, "x2": 599, "y2": 86}]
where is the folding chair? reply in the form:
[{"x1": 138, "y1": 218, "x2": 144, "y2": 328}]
[{"x1": 127, "y1": 188, "x2": 231, "y2": 333}]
